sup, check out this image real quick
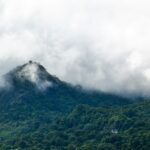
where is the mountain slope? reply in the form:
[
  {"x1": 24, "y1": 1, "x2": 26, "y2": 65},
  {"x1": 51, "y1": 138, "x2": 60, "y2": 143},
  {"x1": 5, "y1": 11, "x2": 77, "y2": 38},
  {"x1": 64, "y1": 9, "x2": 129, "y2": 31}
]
[
  {"x1": 0, "y1": 61, "x2": 130, "y2": 115},
  {"x1": 0, "y1": 61, "x2": 147, "y2": 150}
]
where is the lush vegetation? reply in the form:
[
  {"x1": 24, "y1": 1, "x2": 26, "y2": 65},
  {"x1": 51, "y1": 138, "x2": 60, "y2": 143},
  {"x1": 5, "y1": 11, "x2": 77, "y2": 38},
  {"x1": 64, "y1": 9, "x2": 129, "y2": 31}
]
[
  {"x1": 0, "y1": 100, "x2": 149, "y2": 150},
  {"x1": 0, "y1": 63, "x2": 149, "y2": 149}
]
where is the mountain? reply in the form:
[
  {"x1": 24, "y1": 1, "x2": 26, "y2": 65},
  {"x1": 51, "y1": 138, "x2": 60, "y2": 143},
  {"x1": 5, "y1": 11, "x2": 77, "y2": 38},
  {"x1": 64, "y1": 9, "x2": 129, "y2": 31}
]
[
  {"x1": 0, "y1": 61, "x2": 149, "y2": 150},
  {"x1": 0, "y1": 61, "x2": 130, "y2": 114}
]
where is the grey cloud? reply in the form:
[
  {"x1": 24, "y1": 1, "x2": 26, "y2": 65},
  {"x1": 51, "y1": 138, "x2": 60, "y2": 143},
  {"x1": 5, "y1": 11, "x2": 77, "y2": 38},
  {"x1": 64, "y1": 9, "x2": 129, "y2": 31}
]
[{"x1": 0, "y1": 0, "x2": 150, "y2": 96}]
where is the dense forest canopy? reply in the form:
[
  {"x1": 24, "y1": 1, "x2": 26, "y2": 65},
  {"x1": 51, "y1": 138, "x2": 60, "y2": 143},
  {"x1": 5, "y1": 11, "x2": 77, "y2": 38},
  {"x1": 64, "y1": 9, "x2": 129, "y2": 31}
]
[{"x1": 0, "y1": 62, "x2": 149, "y2": 150}]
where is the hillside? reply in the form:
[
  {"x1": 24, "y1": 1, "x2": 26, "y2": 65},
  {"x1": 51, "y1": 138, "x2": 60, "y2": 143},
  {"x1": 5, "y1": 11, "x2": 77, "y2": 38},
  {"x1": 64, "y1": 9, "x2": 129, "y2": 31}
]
[{"x1": 0, "y1": 61, "x2": 149, "y2": 150}]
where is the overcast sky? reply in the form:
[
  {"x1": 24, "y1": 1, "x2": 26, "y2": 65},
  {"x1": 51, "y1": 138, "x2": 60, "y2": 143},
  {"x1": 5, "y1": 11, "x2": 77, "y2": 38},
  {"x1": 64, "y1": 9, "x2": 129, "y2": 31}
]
[{"x1": 1, "y1": 0, "x2": 150, "y2": 96}]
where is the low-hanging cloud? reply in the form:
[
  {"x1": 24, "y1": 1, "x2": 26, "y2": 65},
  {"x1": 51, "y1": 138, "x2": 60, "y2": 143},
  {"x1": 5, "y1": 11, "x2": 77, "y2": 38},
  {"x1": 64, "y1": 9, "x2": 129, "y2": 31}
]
[
  {"x1": 17, "y1": 62, "x2": 53, "y2": 90},
  {"x1": 1, "y1": 0, "x2": 150, "y2": 96}
]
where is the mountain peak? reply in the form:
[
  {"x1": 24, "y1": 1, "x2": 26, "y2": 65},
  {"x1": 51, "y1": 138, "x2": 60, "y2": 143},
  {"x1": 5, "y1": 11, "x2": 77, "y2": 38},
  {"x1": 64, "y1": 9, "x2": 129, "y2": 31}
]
[
  {"x1": 19, "y1": 61, "x2": 42, "y2": 83},
  {"x1": 7, "y1": 61, "x2": 54, "y2": 90}
]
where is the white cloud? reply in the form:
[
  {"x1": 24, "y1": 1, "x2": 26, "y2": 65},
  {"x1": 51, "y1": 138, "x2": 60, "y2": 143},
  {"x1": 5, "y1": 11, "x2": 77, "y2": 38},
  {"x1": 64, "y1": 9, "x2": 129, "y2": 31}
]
[
  {"x1": 18, "y1": 62, "x2": 40, "y2": 83},
  {"x1": 1, "y1": 0, "x2": 150, "y2": 96},
  {"x1": 17, "y1": 62, "x2": 53, "y2": 90}
]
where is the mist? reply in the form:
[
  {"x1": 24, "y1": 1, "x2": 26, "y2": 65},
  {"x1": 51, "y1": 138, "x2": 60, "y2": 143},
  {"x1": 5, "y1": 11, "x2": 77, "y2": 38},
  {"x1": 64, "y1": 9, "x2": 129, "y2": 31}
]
[{"x1": 1, "y1": 0, "x2": 150, "y2": 96}]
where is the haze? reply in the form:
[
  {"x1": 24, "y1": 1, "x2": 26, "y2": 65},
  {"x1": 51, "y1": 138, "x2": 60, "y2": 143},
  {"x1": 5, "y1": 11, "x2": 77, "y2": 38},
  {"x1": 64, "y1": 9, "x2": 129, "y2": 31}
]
[{"x1": 0, "y1": 0, "x2": 150, "y2": 96}]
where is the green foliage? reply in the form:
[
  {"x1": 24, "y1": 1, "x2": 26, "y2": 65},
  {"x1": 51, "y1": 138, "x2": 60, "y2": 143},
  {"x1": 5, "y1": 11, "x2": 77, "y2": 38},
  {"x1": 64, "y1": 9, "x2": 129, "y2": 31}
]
[
  {"x1": 0, "y1": 63, "x2": 148, "y2": 149},
  {"x1": 0, "y1": 101, "x2": 149, "y2": 149}
]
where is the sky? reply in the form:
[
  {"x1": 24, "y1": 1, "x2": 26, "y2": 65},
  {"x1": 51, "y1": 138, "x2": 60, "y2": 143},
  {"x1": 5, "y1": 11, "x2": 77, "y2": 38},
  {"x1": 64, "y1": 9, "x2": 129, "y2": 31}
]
[{"x1": 1, "y1": 0, "x2": 150, "y2": 96}]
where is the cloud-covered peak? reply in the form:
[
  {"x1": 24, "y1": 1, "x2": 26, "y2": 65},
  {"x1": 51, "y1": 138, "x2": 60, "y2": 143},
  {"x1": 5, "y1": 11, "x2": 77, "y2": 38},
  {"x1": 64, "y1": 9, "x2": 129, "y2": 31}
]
[
  {"x1": 18, "y1": 61, "x2": 40, "y2": 83},
  {"x1": 11, "y1": 61, "x2": 53, "y2": 90}
]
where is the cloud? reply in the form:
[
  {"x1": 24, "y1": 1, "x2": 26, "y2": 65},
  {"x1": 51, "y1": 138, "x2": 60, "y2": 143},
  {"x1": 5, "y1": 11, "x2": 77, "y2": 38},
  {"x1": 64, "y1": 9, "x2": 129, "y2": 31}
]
[
  {"x1": 0, "y1": 0, "x2": 150, "y2": 96},
  {"x1": 17, "y1": 62, "x2": 53, "y2": 90}
]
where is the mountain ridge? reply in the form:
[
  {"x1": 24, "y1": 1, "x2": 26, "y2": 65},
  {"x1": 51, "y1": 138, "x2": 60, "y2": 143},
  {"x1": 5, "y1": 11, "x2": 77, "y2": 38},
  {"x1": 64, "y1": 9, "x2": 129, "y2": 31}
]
[{"x1": 0, "y1": 61, "x2": 130, "y2": 114}]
